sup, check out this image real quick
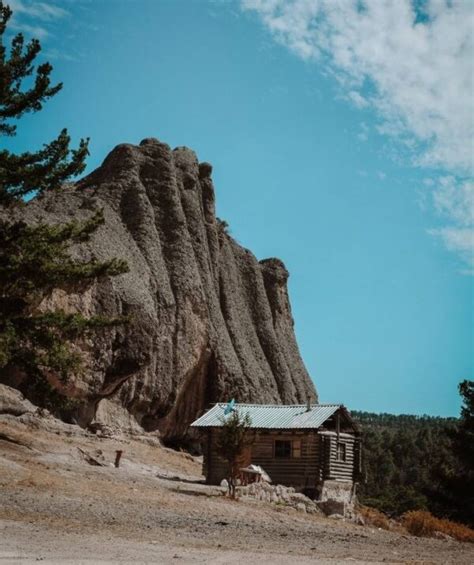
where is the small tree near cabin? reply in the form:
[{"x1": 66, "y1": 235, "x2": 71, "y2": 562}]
[{"x1": 216, "y1": 410, "x2": 254, "y2": 499}]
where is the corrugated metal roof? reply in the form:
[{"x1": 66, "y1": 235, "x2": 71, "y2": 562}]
[{"x1": 190, "y1": 403, "x2": 342, "y2": 430}]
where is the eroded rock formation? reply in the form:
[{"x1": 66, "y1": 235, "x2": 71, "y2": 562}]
[{"x1": 4, "y1": 138, "x2": 317, "y2": 438}]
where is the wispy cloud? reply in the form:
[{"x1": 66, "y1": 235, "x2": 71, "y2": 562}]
[
  {"x1": 429, "y1": 227, "x2": 473, "y2": 274},
  {"x1": 8, "y1": 19, "x2": 49, "y2": 39},
  {"x1": 347, "y1": 90, "x2": 369, "y2": 109},
  {"x1": 241, "y1": 0, "x2": 474, "y2": 270},
  {"x1": 433, "y1": 177, "x2": 474, "y2": 228},
  {"x1": 429, "y1": 176, "x2": 474, "y2": 270},
  {"x1": 357, "y1": 122, "x2": 369, "y2": 142},
  {"x1": 7, "y1": 1, "x2": 68, "y2": 41},
  {"x1": 42, "y1": 47, "x2": 79, "y2": 62},
  {"x1": 8, "y1": 0, "x2": 68, "y2": 21}
]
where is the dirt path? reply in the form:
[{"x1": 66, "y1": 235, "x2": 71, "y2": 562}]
[
  {"x1": 1, "y1": 519, "x2": 382, "y2": 564},
  {"x1": 0, "y1": 414, "x2": 472, "y2": 564}
]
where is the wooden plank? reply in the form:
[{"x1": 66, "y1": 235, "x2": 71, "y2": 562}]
[
  {"x1": 329, "y1": 461, "x2": 353, "y2": 468},
  {"x1": 330, "y1": 455, "x2": 354, "y2": 463},
  {"x1": 328, "y1": 469, "x2": 353, "y2": 476},
  {"x1": 319, "y1": 431, "x2": 356, "y2": 440},
  {"x1": 328, "y1": 474, "x2": 353, "y2": 481}
]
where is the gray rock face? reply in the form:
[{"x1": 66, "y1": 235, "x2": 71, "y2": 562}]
[
  {"x1": 0, "y1": 384, "x2": 36, "y2": 417},
  {"x1": 7, "y1": 138, "x2": 317, "y2": 439}
]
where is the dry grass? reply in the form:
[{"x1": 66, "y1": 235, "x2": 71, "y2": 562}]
[
  {"x1": 402, "y1": 510, "x2": 474, "y2": 543},
  {"x1": 358, "y1": 505, "x2": 392, "y2": 530}
]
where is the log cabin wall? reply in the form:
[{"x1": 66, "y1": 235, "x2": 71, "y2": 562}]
[
  {"x1": 319, "y1": 431, "x2": 355, "y2": 482},
  {"x1": 203, "y1": 428, "x2": 359, "y2": 489},
  {"x1": 205, "y1": 428, "x2": 322, "y2": 490},
  {"x1": 250, "y1": 430, "x2": 320, "y2": 490}
]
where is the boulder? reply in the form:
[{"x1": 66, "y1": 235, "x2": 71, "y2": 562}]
[{"x1": 0, "y1": 384, "x2": 36, "y2": 417}]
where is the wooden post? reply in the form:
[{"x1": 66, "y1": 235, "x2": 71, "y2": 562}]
[
  {"x1": 206, "y1": 428, "x2": 212, "y2": 484},
  {"x1": 114, "y1": 450, "x2": 123, "y2": 468}
]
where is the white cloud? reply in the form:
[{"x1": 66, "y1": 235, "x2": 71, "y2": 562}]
[
  {"x1": 7, "y1": 1, "x2": 68, "y2": 40},
  {"x1": 8, "y1": 1, "x2": 68, "y2": 21},
  {"x1": 8, "y1": 20, "x2": 49, "y2": 39},
  {"x1": 242, "y1": 0, "x2": 473, "y2": 174},
  {"x1": 242, "y1": 0, "x2": 474, "y2": 270},
  {"x1": 433, "y1": 177, "x2": 474, "y2": 227},
  {"x1": 347, "y1": 90, "x2": 369, "y2": 109},
  {"x1": 429, "y1": 227, "x2": 474, "y2": 272},
  {"x1": 431, "y1": 176, "x2": 474, "y2": 269}
]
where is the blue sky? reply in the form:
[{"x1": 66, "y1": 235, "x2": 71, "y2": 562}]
[{"x1": 6, "y1": 0, "x2": 473, "y2": 416}]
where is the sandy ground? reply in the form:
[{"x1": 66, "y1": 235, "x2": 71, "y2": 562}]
[{"x1": 0, "y1": 414, "x2": 473, "y2": 564}]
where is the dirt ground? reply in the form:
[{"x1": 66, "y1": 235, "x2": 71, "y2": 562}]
[{"x1": 0, "y1": 414, "x2": 473, "y2": 564}]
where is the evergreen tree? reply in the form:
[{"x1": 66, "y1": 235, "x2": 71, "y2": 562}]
[
  {"x1": 216, "y1": 410, "x2": 254, "y2": 498},
  {"x1": 0, "y1": 1, "x2": 128, "y2": 414},
  {"x1": 436, "y1": 380, "x2": 474, "y2": 525},
  {"x1": 454, "y1": 380, "x2": 474, "y2": 473},
  {"x1": 0, "y1": 3, "x2": 89, "y2": 203}
]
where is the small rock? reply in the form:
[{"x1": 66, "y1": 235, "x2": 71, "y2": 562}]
[
  {"x1": 355, "y1": 515, "x2": 365, "y2": 526},
  {"x1": 433, "y1": 531, "x2": 453, "y2": 541}
]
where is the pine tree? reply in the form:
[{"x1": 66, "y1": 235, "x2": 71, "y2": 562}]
[
  {"x1": 436, "y1": 380, "x2": 474, "y2": 525},
  {"x1": 454, "y1": 380, "x2": 474, "y2": 470},
  {"x1": 0, "y1": 1, "x2": 128, "y2": 414}
]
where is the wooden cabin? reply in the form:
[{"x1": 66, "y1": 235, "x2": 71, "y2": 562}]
[{"x1": 190, "y1": 402, "x2": 361, "y2": 498}]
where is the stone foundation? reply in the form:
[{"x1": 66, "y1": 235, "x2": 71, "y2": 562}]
[
  {"x1": 316, "y1": 480, "x2": 356, "y2": 518},
  {"x1": 236, "y1": 481, "x2": 321, "y2": 514}
]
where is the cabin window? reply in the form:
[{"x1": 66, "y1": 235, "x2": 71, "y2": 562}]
[
  {"x1": 336, "y1": 441, "x2": 346, "y2": 462},
  {"x1": 275, "y1": 440, "x2": 292, "y2": 458},
  {"x1": 274, "y1": 439, "x2": 301, "y2": 458}
]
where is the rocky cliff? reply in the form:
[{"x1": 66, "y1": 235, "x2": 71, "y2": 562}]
[{"x1": 7, "y1": 138, "x2": 317, "y2": 439}]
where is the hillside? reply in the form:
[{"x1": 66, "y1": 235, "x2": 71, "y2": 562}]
[{"x1": 1, "y1": 408, "x2": 472, "y2": 564}]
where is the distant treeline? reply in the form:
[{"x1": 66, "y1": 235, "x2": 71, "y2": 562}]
[{"x1": 352, "y1": 411, "x2": 459, "y2": 519}]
